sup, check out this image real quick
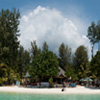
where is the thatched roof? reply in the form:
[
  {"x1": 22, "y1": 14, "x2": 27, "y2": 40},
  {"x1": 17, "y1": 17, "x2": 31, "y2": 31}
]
[{"x1": 58, "y1": 67, "x2": 66, "y2": 77}]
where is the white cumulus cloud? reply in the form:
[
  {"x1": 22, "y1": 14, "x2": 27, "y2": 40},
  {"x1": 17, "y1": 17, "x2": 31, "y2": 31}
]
[{"x1": 19, "y1": 6, "x2": 91, "y2": 58}]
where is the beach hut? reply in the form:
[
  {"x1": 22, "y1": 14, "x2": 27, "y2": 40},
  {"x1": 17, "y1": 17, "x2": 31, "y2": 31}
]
[
  {"x1": 58, "y1": 67, "x2": 66, "y2": 78},
  {"x1": 54, "y1": 67, "x2": 66, "y2": 85}
]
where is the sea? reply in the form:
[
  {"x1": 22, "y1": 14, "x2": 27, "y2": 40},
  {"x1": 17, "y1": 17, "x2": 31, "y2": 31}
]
[{"x1": 0, "y1": 92, "x2": 100, "y2": 100}]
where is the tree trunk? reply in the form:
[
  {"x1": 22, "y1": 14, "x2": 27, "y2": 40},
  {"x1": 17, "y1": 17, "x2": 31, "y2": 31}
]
[{"x1": 91, "y1": 44, "x2": 94, "y2": 58}]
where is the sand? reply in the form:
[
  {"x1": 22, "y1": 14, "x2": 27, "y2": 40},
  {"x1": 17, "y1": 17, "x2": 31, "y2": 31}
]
[{"x1": 0, "y1": 86, "x2": 100, "y2": 94}]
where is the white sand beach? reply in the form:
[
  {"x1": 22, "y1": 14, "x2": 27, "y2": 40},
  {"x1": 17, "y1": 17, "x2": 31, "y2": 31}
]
[{"x1": 0, "y1": 86, "x2": 100, "y2": 94}]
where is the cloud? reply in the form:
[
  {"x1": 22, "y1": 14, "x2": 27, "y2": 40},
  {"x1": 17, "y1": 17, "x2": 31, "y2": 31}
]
[{"x1": 19, "y1": 6, "x2": 91, "y2": 58}]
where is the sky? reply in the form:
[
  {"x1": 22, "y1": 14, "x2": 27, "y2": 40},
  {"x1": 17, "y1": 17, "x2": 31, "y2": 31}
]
[{"x1": 1, "y1": 0, "x2": 100, "y2": 59}]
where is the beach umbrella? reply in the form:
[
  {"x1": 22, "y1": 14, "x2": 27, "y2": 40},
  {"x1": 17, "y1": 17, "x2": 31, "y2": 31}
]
[
  {"x1": 85, "y1": 77, "x2": 93, "y2": 82},
  {"x1": 24, "y1": 72, "x2": 31, "y2": 78},
  {"x1": 79, "y1": 78, "x2": 85, "y2": 81},
  {"x1": 85, "y1": 77, "x2": 93, "y2": 86}
]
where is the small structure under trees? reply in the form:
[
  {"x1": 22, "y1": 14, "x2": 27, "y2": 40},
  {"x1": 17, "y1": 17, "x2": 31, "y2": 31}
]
[{"x1": 53, "y1": 67, "x2": 66, "y2": 84}]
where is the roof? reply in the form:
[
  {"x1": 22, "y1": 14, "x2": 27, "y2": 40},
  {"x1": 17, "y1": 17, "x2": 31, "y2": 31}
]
[{"x1": 58, "y1": 67, "x2": 66, "y2": 77}]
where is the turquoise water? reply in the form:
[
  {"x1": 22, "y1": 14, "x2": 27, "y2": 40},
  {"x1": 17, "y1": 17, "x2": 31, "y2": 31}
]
[{"x1": 0, "y1": 92, "x2": 100, "y2": 100}]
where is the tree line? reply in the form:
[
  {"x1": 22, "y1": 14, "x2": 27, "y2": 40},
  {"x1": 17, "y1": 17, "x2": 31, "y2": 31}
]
[{"x1": 0, "y1": 8, "x2": 100, "y2": 85}]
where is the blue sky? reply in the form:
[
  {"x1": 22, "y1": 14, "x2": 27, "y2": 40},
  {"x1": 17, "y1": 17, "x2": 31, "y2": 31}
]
[
  {"x1": 1, "y1": 0, "x2": 100, "y2": 58},
  {"x1": 1, "y1": 0, "x2": 100, "y2": 22}
]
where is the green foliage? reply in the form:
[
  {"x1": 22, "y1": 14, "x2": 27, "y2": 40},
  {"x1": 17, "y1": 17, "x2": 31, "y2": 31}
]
[
  {"x1": 42, "y1": 41, "x2": 48, "y2": 52},
  {"x1": 0, "y1": 8, "x2": 20, "y2": 66},
  {"x1": 30, "y1": 51, "x2": 59, "y2": 81},
  {"x1": 78, "y1": 63, "x2": 90, "y2": 78},
  {"x1": 0, "y1": 63, "x2": 20, "y2": 84},
  {"x1": 49, "y1": 77, "x2": 54, "y2": 88},
  {"x1": 0, "y1": 77, "x2": 8, "y2": 85},
  {"x1": 96, "y1": 21, "x2": 100, "y2": 40},
  {"x1": 7, "y1": 68, "x2": 20, "y2": 84},
  {"x1": 0, "y1": 9, "x2": 20, "y2": 84},
  {"x1": 16, "y1": 45, "x2": 30, "y2": 79},
  {"x1": 1, "y1": 8, "x2": 100, "y2": 85},
  {"x1": 30, "y1": 40, "x2": 41, "y2": 59},
  {"x1": 73, "y1": 45, "x2": 89, "y2": 78},
  {"x1": 0, "y1": 63, "x2": 7, "y2": 78},
  {"x1": 87, "y1": 22, "x2": 98, "y2": 45},
  {"x1": 49, "y1": 77, "x2": 53, "y2": 83},
  {"x1": 0, "y1": 8, "x2": 32, "y2": 84},
  {"x1": 90, "y1": 51, "x2": 100, "y2": 78},
  {"x1": 59, "y1": 43, "x2": 72, "y2": 70},
  {"x1": 0, "y1": 78, "x2": 3, "y2": 85},
  {"x1": 87, "y1": 21, "x2": 100, "y2": 57},
  {"x1": 65, "y1": 68, "x2": 78, "y2": 80}
]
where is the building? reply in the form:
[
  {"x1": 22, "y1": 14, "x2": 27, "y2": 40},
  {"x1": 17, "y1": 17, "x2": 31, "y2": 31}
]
[
  {"x1": 53, "y1": 67, "x2": 66, "y2": 84},
  {"x1": 58, "y1": 67, "x2": 66, "y2": 78}
]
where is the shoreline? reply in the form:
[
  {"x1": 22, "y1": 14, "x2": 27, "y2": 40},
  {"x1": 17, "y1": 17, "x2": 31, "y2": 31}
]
[{"x1": 0, "y1": 86, "x2": 100, "y2": 94}]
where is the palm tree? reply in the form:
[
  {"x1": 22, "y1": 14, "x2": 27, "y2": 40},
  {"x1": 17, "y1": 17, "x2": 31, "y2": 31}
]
[
  {"x1": 78, "y1": 63, "x2": 90, "y2": 78},
  {"x1": 0, "y1": 63, "x2": 8, "y2": 85},
  {"x1": 0, "y1": 63, "x2": 7, "y2": 78}
]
